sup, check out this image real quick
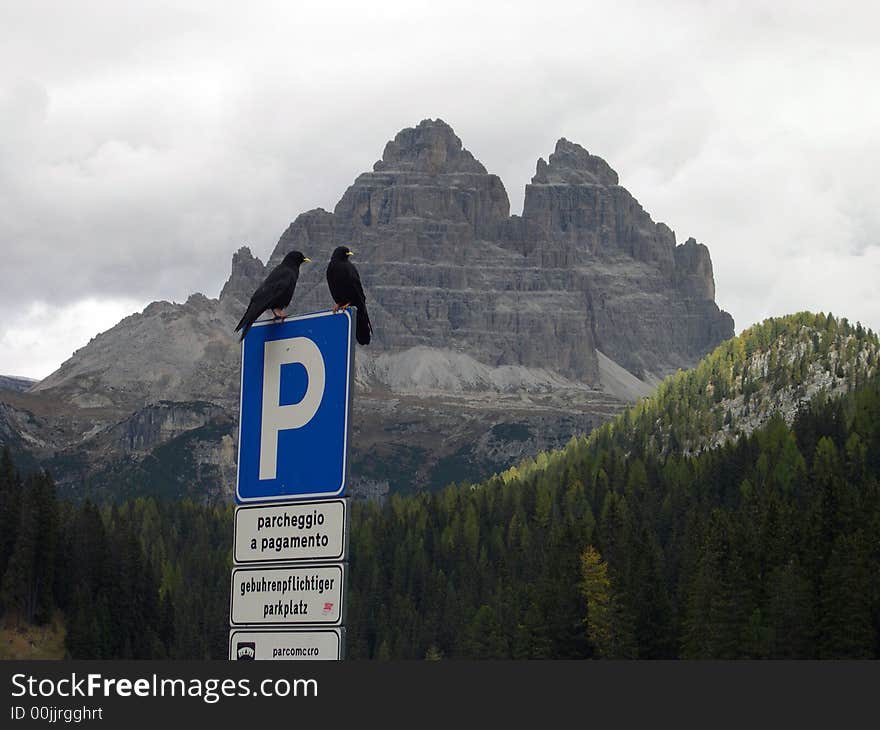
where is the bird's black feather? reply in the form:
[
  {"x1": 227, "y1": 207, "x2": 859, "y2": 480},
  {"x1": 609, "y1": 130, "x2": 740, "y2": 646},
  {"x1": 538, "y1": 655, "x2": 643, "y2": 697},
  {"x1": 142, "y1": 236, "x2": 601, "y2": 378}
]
[
  {"x1": 327, "y1": 246, "x2": 372, "y2": 345},
  {"x1": 235, "y1": 251, "x2": 308, "y2": 341}
]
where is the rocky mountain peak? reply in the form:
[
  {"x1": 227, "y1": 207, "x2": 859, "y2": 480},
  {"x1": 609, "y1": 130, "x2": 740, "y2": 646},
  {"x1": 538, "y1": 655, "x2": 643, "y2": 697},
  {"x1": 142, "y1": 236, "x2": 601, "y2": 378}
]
[
  {"x1": 532, "y1": 138, "x2": 619, "y2": 186},
  {"x1": 373, "y1": 118, "x2": 486, "y2": 175},
  {"x1": 333, "y1": 119, "x2": 509, "y2": 240},
  {"x1": 674, "y1": 237, "x2": 717, "y2": 301},
  {"x1": 218, "y1": 246, "x2": 266, "y2": 306}
]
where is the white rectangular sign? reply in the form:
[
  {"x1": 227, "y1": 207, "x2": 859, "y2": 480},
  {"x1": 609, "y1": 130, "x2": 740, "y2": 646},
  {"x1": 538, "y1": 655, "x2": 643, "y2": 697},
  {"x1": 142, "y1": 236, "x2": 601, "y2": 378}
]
[
  {"x1": 229, "y1": 628, "x2": 344, "y2": 660},
  {"x1": 234, "y1": 499, "x2": 348, "y2": 564},
  {"x1": 230, "y1": 564, "x2": 345, "y2": 626}
]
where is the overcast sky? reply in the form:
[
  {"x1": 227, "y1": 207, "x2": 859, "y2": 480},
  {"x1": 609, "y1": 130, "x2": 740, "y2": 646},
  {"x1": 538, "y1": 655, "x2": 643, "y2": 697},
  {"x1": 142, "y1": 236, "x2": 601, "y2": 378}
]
[{"x1": 1, "y1": 1, "x2": 878, "y2": 378}]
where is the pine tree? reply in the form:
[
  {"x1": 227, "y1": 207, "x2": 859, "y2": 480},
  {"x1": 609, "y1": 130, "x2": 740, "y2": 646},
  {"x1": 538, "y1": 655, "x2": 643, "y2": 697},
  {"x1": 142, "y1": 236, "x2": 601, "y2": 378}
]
[
  {"x1": 461, "y1": 605, "x2": 508, "y2": 659},
  {"x1": 0, "y1": 446, "x2": 22, "y2": 582},
  {"x1": 580, "y1": 546, "x2": 635, "y2": 658},
  {"x1": 818, "y1": 532, "x2": 874, "y2": 658},
  {"x1": 766, "y1": 560, "x2": 816, "y2": 658},
  {"x1": 0, "y1": 472, "x2": 57, "y2": 625}
]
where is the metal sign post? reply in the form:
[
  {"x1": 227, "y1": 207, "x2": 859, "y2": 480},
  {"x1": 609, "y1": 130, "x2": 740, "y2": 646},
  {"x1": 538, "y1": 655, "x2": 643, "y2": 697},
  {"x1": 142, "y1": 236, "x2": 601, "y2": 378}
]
[{"x1": 229, "y1": 309, "x2": 354, "y2": 660}]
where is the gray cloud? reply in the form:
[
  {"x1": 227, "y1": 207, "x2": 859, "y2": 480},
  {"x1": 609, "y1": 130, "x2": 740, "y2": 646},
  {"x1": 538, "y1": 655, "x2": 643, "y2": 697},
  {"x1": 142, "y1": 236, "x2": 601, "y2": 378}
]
[{"x1": 1, "y1": 0, "x2": 879, "y2": 377}]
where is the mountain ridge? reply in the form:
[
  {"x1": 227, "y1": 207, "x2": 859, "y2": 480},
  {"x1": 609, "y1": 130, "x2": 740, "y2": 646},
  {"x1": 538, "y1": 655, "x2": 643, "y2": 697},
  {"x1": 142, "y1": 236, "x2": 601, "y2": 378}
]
[{"x1": 3, "y1": 118, "x2": 734, "y2": 499}]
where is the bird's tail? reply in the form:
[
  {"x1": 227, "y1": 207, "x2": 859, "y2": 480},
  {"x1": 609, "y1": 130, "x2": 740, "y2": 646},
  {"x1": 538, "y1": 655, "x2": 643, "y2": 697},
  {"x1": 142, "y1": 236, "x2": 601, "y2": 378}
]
[
  {"x1": 355, "y1": 305, "x2": 372, "y2": 346},
  {"x1": 235, "y1": 304, "x2": 259, "y2": 342}
]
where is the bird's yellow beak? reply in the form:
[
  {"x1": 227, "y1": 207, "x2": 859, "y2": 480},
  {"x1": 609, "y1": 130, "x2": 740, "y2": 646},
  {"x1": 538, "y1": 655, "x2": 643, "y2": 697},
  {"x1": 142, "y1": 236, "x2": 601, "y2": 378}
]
[
  {"x1": 346, "y1": 250, "x2": 354, "y2": 256},
  {"x1": 303, "y1": 257, "x2": 312, "y2": 263}
]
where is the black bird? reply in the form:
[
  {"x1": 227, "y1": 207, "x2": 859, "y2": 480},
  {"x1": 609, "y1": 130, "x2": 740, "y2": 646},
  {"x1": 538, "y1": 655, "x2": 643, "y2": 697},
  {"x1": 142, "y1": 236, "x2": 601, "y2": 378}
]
[
  {"x1": 234, "y1": 250, "x2": 311, "y2": 341},
  {"x1": 326, "y1": 245, "x2": 372, "y2": 345}
]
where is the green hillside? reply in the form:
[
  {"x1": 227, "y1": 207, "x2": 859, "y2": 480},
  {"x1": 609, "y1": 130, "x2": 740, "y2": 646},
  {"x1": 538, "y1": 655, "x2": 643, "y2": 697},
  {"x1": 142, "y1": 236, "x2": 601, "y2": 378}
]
[
  {"x1": 344, "y1": 313, "x2": 880, "y2": 658},
  {"x1": 630, "y1": 311, "x2": 877, "y2": 451},
  {"x1": 503, "y1": 312, "x2": 878, "y2": 486}
]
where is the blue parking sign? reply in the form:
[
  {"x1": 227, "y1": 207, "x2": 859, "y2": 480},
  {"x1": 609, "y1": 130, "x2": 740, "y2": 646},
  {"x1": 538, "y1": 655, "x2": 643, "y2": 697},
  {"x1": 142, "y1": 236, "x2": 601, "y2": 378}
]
[{"x1": 236, "y1": 309, "x2": 354, "y2": 503}]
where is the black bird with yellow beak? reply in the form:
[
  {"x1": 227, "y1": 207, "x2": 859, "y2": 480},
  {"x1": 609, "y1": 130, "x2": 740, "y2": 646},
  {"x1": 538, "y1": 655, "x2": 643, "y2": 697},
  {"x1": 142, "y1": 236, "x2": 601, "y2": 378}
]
[
  {"x1": 234, "y1": 250, "x2": 311, "y2": 341},
  {"x1": 326, "y1": 245, "x2": 372, "y2": 345}
]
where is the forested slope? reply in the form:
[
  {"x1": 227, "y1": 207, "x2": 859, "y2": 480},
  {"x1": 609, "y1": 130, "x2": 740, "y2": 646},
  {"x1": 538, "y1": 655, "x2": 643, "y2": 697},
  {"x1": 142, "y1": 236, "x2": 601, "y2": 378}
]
[
  {"x1": 347, "y1": 313, "x2": 880, "y2": 658},
  {"x1": 0, "y1": 459, "x2": 231, "y2": 659}
]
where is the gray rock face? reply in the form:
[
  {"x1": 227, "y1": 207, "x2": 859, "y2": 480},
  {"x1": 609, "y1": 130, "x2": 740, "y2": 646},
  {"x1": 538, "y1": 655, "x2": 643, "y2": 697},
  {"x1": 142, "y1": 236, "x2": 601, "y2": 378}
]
[
  {"x1": 219, "y1": 247, "x2": 267, "y2": 308},
  {"x1": 4, "y1": 118, "x2": 734, "y2": 500},
  {"x1": 272, "y1": 123, "x2": 731, "y2": 381},
  {"x1": 36, "y1": 293, "x2": 241, "y2": 410},
  {"x1": 0, "y1": 375, "x2": 37, "y2": 393},
  {"x1": 273, "y1": 120, "x2": 584, "y2": 379},
  {"x1": 512, "y1": 137, "x2": 733, "y2": 376},
  {"x1": 110, "y1": 401, "x2": 229, "y2": 455}
]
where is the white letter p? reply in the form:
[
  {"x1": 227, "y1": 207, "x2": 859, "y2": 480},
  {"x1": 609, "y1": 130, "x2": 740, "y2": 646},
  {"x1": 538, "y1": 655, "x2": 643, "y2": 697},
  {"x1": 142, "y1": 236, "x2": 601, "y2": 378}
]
[{"x1": 259, "y1": 337, "x2": 325, "y2": 480}]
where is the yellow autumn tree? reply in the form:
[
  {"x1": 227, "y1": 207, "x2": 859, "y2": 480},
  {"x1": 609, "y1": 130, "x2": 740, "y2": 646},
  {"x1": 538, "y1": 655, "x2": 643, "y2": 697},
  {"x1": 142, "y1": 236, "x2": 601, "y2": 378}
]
[
  {"x1": 580, "y1": 545, "x2": 635, "y2": 658},
  {"x1": 580, "y1": 546, "x2": 613, "y2": 656}
]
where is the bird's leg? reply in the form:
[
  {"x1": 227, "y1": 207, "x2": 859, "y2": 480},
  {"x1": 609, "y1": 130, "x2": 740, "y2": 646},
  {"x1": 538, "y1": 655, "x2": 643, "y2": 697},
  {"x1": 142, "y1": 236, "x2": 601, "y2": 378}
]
[
  {"x1": 332, "y1": 303, "x2": 340, "y2": 314},
  {"x1": 272, "y1": 308, "x2": 287, "y2": 320},
  {"x1": 340, "y1": 302, "x2": 351, "y2": 311}
]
